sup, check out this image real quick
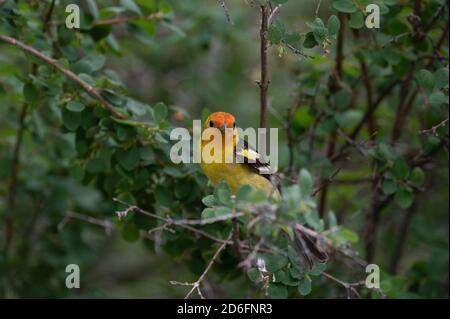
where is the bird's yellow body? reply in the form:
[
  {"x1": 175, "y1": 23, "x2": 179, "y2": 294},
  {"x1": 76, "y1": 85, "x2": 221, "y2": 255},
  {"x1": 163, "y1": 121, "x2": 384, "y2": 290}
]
[
  {"x1": 199, "y1": 112, "x2": 278, "y2": 196},
  {"x1": 200, "y1": 159, "x2": 275, "y2": 195}
]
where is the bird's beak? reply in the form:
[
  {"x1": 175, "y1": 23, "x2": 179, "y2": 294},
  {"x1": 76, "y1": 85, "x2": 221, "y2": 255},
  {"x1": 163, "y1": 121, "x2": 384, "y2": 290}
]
[{"x1": 221, "y1": 123, "x2": 228, "y2": 131}]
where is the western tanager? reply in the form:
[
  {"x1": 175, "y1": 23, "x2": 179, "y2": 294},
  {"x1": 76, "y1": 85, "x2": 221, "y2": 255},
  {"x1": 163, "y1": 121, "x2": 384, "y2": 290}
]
[{"x1": 199, "y1": 112, "x2": 279, "y2": 197}]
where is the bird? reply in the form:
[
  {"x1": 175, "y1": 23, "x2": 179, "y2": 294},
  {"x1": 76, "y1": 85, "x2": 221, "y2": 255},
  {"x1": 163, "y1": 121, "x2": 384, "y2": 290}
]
[{"x1": 199, "y1": 111, "x2": 279, "y2": 197}]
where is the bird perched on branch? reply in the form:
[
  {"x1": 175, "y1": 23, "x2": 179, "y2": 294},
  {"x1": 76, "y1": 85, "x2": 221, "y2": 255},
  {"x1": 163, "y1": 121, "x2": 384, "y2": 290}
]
[{"x1": 199, "y1": 112, "x2": 279, "y2": 197}]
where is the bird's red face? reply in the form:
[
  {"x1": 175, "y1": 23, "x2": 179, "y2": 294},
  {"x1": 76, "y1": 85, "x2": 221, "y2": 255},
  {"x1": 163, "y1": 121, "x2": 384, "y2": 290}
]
[{"x1": 204, "y1": 112, "x2": 236, "y2": 131}]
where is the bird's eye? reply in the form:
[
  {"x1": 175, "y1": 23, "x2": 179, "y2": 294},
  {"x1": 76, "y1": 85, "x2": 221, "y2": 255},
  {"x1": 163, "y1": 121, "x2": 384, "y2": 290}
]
[
  {"x1": 233, "y1": 122, "x2": 236, "y2": 128},
  {"x1": 209, "y1": 121, "x2": 214, "y2": 127}
]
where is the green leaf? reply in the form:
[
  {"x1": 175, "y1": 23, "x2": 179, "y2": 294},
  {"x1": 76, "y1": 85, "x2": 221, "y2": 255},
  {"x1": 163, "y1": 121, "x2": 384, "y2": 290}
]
[
  {"x1": 410, "y1": 167, "x2": 425, "y2": 187},
  {"x1": 139, "y1": 146, "x2": 154, "y2": 162},
  {"x1": 201, "y1": 207, "x2": 215, "y2": 219},
  {"x1": 267, "y1": 283, "x2": 288, "y2": 299},
  {"x1": 262, "y1": 254, "x2": 288, "y2": 272},
  {"x1": 116, "y1": 147, "x2": 140, "y2": 171},
  {"x1": 327, "y1": 15, "x2": 340, "y2": 36},
  {"x1": 293, "y1": 106, "x2": 313, "y2": 130},
  {"x1": 382, "y1": 179, "x2": 398, "y2": 195},
  {"x1": 236, "y1": 184, "x2": 253, "y2": 201},
  {"x1": 62, "y1": 108, "x2": 81, "y2": 131},
  {"x1": 303, "y1": 32, "x2": 318, "y2": 48},
  {"x1": 336, "y1": 227, "x2": 359, "y2": 243},
  {"x1": 416, "y1": 69, "x2": 434, "y2": 92},
  {"x1": 284, "y1": 32, "x2": 301, "y2": 45},
  {"x1": 434, "y1": 68, "x2": 449, "y2": 89},
  {"x1": 307, "y1": 18, "x2": 327, "y2": 43},
  {"x1": 201, "y1": 207, "x2": 216, "y2": 219},
  {"x1": 23, "y1": 82, "x2": 38, "y2": 103},
  {"x1": 274, "y1": 270, "x2": 287, "y2": 283},
  {"x1": 215, "y1": 206, "x2": 232, "y2": 216},
  {"x1": 201, "y1": 195, "x2": 216, "y2": 207},
  {"x1": 304, "y1": 210, "x2": 323, "y2": 231},
  {"x1": 394, "y1": 188, "x2": 414, "y2": 209},
  {"x1": 66, "y1": 101, "x2": 85, "y2": 112},
  {"x1": 328, "y1": 211, "x2": 337, "y2": 228},
  {"x1": 163, "y1": 166, "x2": 185, "y2": 178},
  {"x1": 290, "y1": 266, "x2": 304, "y2": 279},
  {"x1": 127, "y1": 99, "x2": 149, "y2": 116},
  {"x1": 332, "y1": 0, "x2": 357, "y2": 13},
  {"x1": 429, "y1": 91, "x2": 448, "y2": 107},
  {"x1": 392, "y1": 158, "x2": 409, "y2": 180},
  {"x1": 153, "y1": 102, "x2": 168, "y2": 123},
  {"x1": 214, "y1": 181, "x2": 232, "y2": 206},
  {"x1": 349, "y1": 12, "x2": 364, "y2": 29},
  {"x1": 267, "y1": 20, "x2": 285, "y2": 45},
  {"x1": 298, "y1": 169, "x2": 313, "y2": 196},
  {"x1": 247, "y1": 268, "x2": 261, "y2": 283},
  {"x1": 334, "y1": 89, "x2": 352, "y2": 110},
  {"x1": 120, "y1": 0, "x2": 142, "y2": 16},
  {"x1": 86, "y1": 0, "x2": 99, "y2": 19},
  {"x1": 86, "y1": 157, "x2": 105, "y2": 173},
  {"x1": 298, "y1": 277, "x2": 312, "y2": 296},
  {"x1": 309, "y1": 262, "x2": 326, "y2": 276},
  {"x1": 122, "y1": 222, "x2": 140, "y2": 242}
]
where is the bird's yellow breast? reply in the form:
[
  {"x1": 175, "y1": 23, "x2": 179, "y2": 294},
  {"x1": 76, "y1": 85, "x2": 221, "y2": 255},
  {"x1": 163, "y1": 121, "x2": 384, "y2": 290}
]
[{"x1": 200, "y1": 161, "x2": 274, "y2": 195}]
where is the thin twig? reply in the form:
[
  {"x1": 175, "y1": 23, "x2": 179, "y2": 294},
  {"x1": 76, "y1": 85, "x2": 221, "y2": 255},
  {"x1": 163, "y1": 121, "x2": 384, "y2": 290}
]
[
  {"x1": 238, "y1": 237, "x2": 264, "y2": 269},
  {"x1": 58, "y1": 211, "x2": 113, "y2": 235},
  {"x1": 420, "y1": 118, "x2": 449, "y2": 136},
  {"x1": 321, "y1": 272, "x2": 364, "y2": 299},
  {"x1": 113, "y1": 198, "x2": 232, "y2": 244},
  {"x1": 314, "y1": 0, "x2": 322, "y2": 18},
  {"x1": 267, "y1": 5, "x2": 281, "y2": 25},
  {"x1": 217, "y1": 0, "x2": 233, "y2": 25},
  {"x1": 171, "y1": 231, "x2": 233, "y2": 299},
  {"x1": 310, "y1": 167, "x2": 342, "y2": 197}
]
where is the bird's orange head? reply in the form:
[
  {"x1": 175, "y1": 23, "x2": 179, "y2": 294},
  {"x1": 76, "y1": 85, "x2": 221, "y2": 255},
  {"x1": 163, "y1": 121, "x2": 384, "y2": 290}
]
[{"x1": 203, "y1": 112, "x2": 236, "y2": 131}]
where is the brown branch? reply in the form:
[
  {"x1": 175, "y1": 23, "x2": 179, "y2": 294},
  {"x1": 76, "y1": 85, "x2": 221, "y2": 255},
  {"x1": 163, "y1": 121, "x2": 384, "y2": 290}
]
[
  {"x1": 258, "y1": 5, "x2": 270, "y2": 130},
  {"x1": 359, "y1": 57, "x2": 376, "y2": 141},
  {"x1": 423, "y1": 2, "x2": 448, "y2": 33},
  {"x1": 389, "y1": 200, "x2": 418, "y2": 274},
  {"x1": 317, "y1": 12, "x2": 345, "y2": 218},
  {"x1": 42, "y1": 0, "x2": 56, "y2": 33},
  {"x1": 348, "y1": 80, "x2": 399, "y2": 141},
  {"x1": 4, "y1": 102, "x2": 28, "y2": 256},
  {"x1": 286, "y1": 107, "x2": 295, "y2": 174},
  {"x1": 0, "y1": 35, "x2": 127, "y2": 119}
]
